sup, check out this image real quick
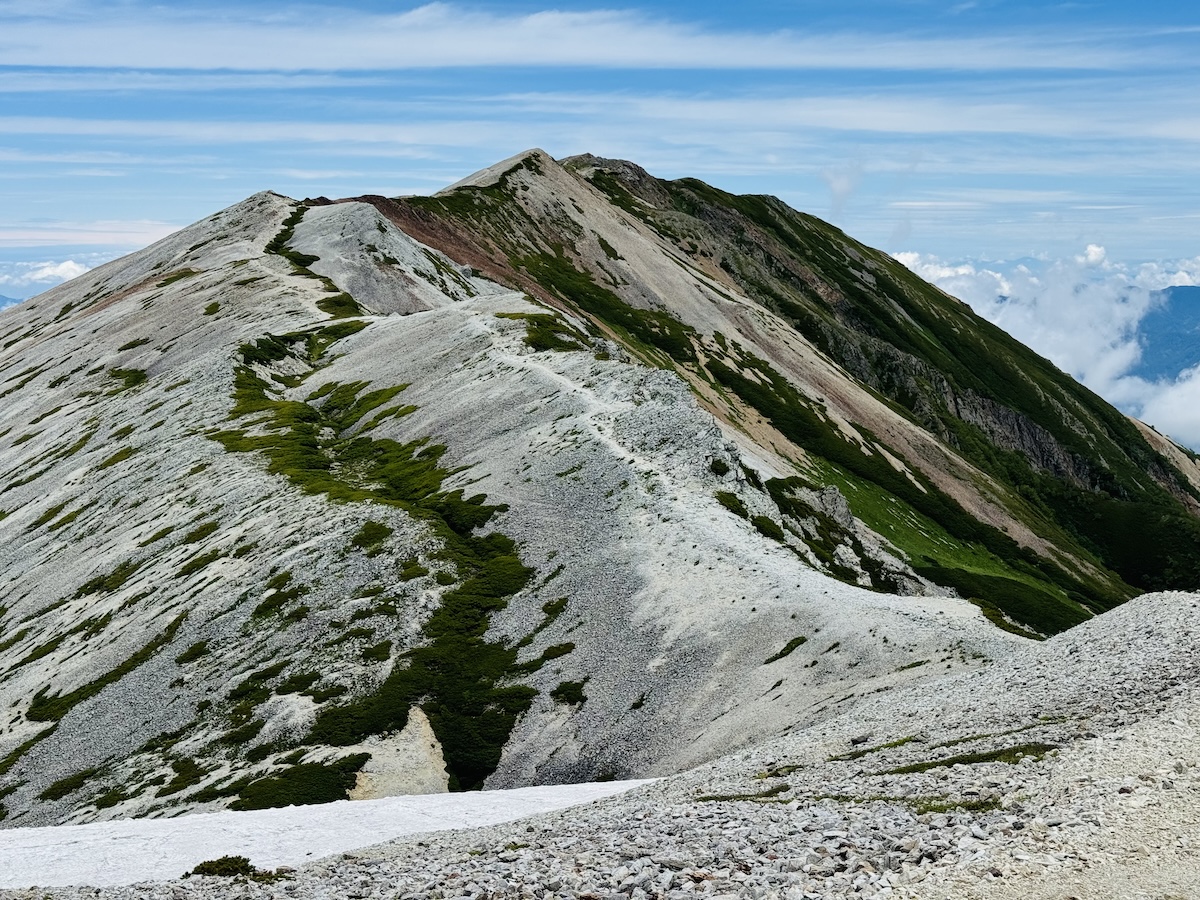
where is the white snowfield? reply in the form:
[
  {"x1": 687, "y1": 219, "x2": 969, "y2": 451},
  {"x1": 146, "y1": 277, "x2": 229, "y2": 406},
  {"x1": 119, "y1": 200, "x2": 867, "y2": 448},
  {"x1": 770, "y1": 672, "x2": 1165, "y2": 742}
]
[{"x1": 0, "y1": 780, "x2": 651, "y2": 888}]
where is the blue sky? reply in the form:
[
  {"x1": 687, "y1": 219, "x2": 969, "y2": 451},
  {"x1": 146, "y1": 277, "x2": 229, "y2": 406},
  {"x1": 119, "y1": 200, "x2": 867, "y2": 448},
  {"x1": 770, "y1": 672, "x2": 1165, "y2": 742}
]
[{"x1": 2, "y1": 0, "x2": 1200, "y2": 443}]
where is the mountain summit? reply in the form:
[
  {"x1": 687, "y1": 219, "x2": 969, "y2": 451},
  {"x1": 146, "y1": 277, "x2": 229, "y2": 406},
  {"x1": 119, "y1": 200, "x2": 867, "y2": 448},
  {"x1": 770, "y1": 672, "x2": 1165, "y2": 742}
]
[{"x1": 1, "y1": 151, "x2": 1197, "y2": 827}]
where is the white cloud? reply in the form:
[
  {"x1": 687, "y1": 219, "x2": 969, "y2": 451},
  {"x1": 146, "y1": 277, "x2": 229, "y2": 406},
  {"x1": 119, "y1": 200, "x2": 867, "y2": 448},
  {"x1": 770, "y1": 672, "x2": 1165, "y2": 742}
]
[
  {"x1": 1078, "y1": 243, "x2": 1107, "y2": 266},
  {"x1": 0, "y1": 149, "x2": 146, "y2": 165},
  {"x1": 892, "y1": 251, "x2": 1013, "y2": 305},
  {"x1": 0, "y1": 4, "x2": 1139, "y2": 72},
  {"x1": 22, "y1": 259, "x2": 88, "y2": 281},
  {"x1": 896, "y1": 247, "x2": 1200, "y2": 448},
  {"x1": 1136, "y1": 366, "x2": 1200, "y2": 449},
  {"x1": 0, "y1": 258, "x2": 93, "y2": 296}
]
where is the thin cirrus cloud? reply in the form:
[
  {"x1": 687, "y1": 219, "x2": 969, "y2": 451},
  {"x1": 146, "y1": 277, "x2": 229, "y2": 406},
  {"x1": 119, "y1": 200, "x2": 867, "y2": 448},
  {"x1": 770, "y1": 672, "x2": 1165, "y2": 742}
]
[
  {"x1": 0, "y1": 89, "x2": 1191, "y2": 150},
  {"x1": 484, "y1": 86, "x2": 1200, "y2": 142},
  {"x1": 0, "y1": 3, "x2": 1145, "y2": 72},
  {"x1": 0, "y1": 149, "x2": 152, "y2": 164},
  {"x1": 563, "y1": 94, "x2": 1097, "y2": 137},
  {"x1": 0, "y1": 220, "x2": 178, "y2": 247},
  {"x1": 0, "y1": 70, "x2": 386, "y2": 93},
  {"x1": 0, "y1": 116, "x2": 508, "y2": 146}
]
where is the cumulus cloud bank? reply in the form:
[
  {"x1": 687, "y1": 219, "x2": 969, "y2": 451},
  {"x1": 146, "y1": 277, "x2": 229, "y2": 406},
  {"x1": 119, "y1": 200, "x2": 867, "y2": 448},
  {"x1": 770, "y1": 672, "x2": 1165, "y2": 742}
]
[
  {"x1": 0, "y1": 259, "x2": 91, "y2": 299},
  {"x1": 895, "y1": 246, "x2": 1200, "y2": 449}
]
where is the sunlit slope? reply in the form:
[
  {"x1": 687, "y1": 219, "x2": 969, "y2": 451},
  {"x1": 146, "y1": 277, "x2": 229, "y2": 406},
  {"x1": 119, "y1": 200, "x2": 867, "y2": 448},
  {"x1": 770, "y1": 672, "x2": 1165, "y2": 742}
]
[
  {"x1": 0, "y1": 179, "x2": 1016, "y2": 827},
  {"x1": 362, "y1": 150, "x2": 1200, "y2": 636}
]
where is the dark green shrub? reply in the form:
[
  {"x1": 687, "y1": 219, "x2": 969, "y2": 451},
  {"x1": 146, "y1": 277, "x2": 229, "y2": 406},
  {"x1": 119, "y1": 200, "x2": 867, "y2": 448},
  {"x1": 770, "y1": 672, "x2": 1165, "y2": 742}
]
[
  {"x1": 252, "y1": 576, "x2": 308, "y2": 617},
  {"x1": 228, "y1": 661, "x2": 288, "y2": 700},
  {"x1": 519, "y1": 250, "x2": 695, "y2": 363},
  {"x1": 38, "y1": 767, "x2": 101, "y2": 801},
  {"x1": 764, "y1": 636, "x2": 807, "y2": 664},
  {"x1": 177, "y1": 549, "x2": 221, "y2": 579},
  {"x1": 550, "y1": 679, "x2": 587, "y2": 705},
  {"x1": 350, "y1": 520, "x2": 393, "y2": 550},
  {"x1": 327, "y1": 627, "x2": 373, "y2": 647},
  {"x1": 190, "y1": 856, "x2": 255, "y2": 877},
  {"x1": 27, "y1": 501, "x2": 69, "y2": 530},
  {"x1": 94, "y1": 787, "x2": 134, "y2": 809},
  {"x1": 882, "y1": 743, "x2": 1056, "y2": 775},
  {"x1": 514, "y1": 641, "x2": 576, "y2": 674},
  {"x1": 215, "y1": 319, "x2": 541, "y2": 793},
  {"x1": 181, "y1": 521, "x2": 220, "y2": 544},
  {"x1": 175, "y1": 641, "x2": 209, "y2": 664},
  {"x1": 221, "y1": 720, "x2": 264, "y2": 745},
  {"x1": 496, "y1": 312, "x2": 588, "y2": 352},
  {"x1": 27, "y1": 613, "x2": 186, "y2": 722},
  {"x1": 137, "y1": 526, "x2": 174, "y2": 547},
  {"x1": 303, "y1": 684, "x2": 347, "y2": 703},
  {"x1": 361, "y1": 641, "x2": 392, "y2": 662},
  {"x1": 157, "y1": 757, "x2": 209, "y2": 796},
  {"x1": 715, "y1": 491, "x2": 748, "y2": 518},
  {"x1": 317, "y1": 294, "x2": 362, "y2": 318},
  {"x1": 597, "y1": 235, "x2": 622, "y2": 260},
  {"x1": 156, "y1": 269, "x2": 198, "y2": 288},
  {"x1": 399, "y1": 559, "x2": 429, "y2": 581},
  {"x1": 751, "y1": 515, "x2": 786, "y2": 541},
  {"x1": 96, "y1": 446, "x2": 136, "y2": 469},
  {"x1": 276, "y1": 671, "x2": 319, "y2": 694},
  {"x1": 107, "y1": 368, "x2": 147, "y2": 391},
  {"x1": 913, "y1": 563, "x2": 1087, "y2": 636},
  {"x1": 230, "y1": 754, "x2": 370, "y2": 811}
]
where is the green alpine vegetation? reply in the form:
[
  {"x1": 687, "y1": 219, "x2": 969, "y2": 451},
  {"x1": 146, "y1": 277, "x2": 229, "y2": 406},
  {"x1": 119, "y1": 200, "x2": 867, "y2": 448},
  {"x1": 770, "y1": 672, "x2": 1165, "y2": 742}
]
[
  {"x1": 371, "y1": 151, "x2": 1200, "y2": 636},
  {"x1": 213, "y1": 317, "x2": 549, "y2": 791}
]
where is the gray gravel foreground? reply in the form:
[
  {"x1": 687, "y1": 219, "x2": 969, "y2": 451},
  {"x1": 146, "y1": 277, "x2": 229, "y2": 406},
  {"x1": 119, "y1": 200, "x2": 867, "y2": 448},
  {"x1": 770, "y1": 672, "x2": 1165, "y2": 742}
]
[{"x1": 6, "y1": 591, "x2": 1199, "y2": 900}]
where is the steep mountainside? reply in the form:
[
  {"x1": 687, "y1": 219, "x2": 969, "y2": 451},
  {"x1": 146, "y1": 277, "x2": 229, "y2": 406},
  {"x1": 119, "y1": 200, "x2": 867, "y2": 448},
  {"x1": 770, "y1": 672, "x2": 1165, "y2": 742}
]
[
  {"x1": 0, "y1": 151, "x2": 1197, "y2": 828},
  {"x1": 362, "y1": 150, "x2": 1200, "y2": 624}
]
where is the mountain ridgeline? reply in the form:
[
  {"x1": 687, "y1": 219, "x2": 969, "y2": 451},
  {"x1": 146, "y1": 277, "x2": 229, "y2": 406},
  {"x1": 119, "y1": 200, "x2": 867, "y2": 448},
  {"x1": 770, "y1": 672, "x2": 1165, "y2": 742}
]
[
  {"x1": 362, "y1": 151, "x2": 1200, "y2": 627},
  {"x1": 0, "y1": 149, "x2": 1197, "y2": 827}
]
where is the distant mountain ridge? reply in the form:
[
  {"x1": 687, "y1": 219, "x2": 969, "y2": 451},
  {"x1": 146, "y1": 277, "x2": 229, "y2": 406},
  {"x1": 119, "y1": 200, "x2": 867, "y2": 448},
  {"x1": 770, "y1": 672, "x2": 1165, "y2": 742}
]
[
  {"x1": 0, "y1": 150, "x2": 1197, "y2": 828},
  {"x1": 1134, "y1": 285, "x2": 1200, "y2": 381}
]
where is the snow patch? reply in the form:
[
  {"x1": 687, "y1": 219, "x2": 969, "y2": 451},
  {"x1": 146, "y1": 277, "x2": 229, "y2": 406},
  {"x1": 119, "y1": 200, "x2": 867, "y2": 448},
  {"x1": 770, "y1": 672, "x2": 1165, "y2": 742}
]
[{"x1": 0, "y1": 780, "x2": 651, "y2": 888}]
